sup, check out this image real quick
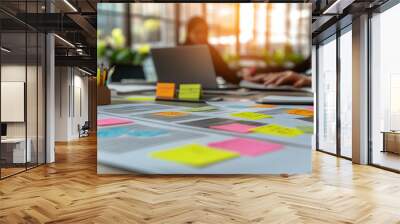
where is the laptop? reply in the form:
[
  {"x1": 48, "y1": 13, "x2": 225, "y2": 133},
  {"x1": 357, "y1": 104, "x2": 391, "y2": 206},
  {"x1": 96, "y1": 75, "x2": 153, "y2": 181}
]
[{"x1": 151, "y1": 45, "x2": 237, "y2": 90}]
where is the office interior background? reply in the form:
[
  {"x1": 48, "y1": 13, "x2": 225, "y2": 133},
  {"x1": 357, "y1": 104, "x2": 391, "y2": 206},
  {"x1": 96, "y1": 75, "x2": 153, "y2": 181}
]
[
  {"x1": 0, "y1": 0, "x2": 398, "y2": 179},
  {"x1": 0, "y1": 1, "x2": 400, "y2": 223},
  {"x1": 0, "y1": 0, "x2": 97, "y2": 179}
]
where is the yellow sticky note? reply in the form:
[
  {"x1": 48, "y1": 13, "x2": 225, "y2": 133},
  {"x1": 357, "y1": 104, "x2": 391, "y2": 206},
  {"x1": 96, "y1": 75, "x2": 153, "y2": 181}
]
[
  {"x1": 178, "y1": 84, "x2": 201, "y2": 100},
  {"x1": 231, "y1": 112, "x2": 272, "y2": 120},
  {"x1": 252, "y1": 104, "x2": 277, "y2": 108},
  {"x1": 153, "y1": 111, "x2": 188, "y2": 117},
  {"x1": 251, "y1": 124, "x2": 303, "y2": 137},
  {"x1": 156, "y1": 83, "x2": 175, "y2": 99},
  {"x1": 286, "y1": 109, "x2": 313, "y2": 117},
  {"x1": 151, "y1": 144, "x2": 239, "y2": 167},
  {"x1": 125, "y1": 96, "x2": 155, "y2": 101}
]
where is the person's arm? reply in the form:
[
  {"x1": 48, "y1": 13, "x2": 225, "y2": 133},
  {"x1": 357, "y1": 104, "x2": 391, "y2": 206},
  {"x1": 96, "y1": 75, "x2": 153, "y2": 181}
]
[{"x1": 208, "y1": 45, "x2": 241, "y2": 84}]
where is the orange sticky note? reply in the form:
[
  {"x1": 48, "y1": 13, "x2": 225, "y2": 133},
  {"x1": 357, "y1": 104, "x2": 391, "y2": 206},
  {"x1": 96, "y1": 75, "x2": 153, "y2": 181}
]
[
  {"x1": 286, "y1": 109, "x2": 313, "y2": 117},
  {"x1": 252, "y1": 104, "x2": 277, "y2": 108},
  {"x1": 153, "y1": 111, "x2": 188, "y2": 117},
  {"x1": 156, "y1": 83, "x2": 175, "y2": 99}
]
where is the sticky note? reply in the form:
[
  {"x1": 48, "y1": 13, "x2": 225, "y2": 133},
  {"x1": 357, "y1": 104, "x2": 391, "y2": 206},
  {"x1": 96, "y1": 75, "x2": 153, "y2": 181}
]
[
  {"x1": 151, "y1": 144, "x2": 239, "y2": 167},
  {"x1": 178, "y1": 84, "x2": 202, "y2": 100},
  {"x1": 209, "y1": 123, "x2": 257, "y2": 133},
  {"x1": 252, "y1": 104, "x2": 277, "y2": 108},
  {"x1": 127, "y1": 129, "x2": 168, "y2": 138},
  {"x1": 98, "y1": 126, "x2": 130, "y2": 138},
  {"x1": 153, "y1": 111, "x2": 188, "y2": 117},
  {"x1": 227, "y1": 105, "x2": 249, "y2": 109},
  {"x1": 156, "y1": 83, "x2": 175, "y2": 99},
  {"x1": 231, "y1": 112, "x2": 272, "y2": 120},
  {"x1": 125, "y1": 96, "x2": 155, "y2": 101},
  {"x1": 97, "y1": 118, "x2": 134, "y2": 127},
  {"x1": 251, "y1": 124, "x2": 303, "y2": 137},
  {"x1": 305, "y1": 106, "x2": 314, "y2": 111},
  {"x1": 208, "y1": 138, "x2": 283, "y2": 157},
  {"x1": 296, "y1": 125, "x2": 313, "y2": 134},
  {"x1": 286, "y1": 109, "x2": 313, "y2": 117},
  {"x1": 184, "y1": 106, "x2": 218, "y2": 112}
]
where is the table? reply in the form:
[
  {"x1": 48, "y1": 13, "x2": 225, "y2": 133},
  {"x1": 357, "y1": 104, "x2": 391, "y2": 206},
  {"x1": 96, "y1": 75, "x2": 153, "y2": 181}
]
[
  {"x1": 98, "y1": 87, "x2": 314, "y2": 174},
  {"x1": 382, "y1": 131, "x2": 400, "y2": 154},
  {"x1": 1, "y1": 138, "x2": 32, "y2": 165}
]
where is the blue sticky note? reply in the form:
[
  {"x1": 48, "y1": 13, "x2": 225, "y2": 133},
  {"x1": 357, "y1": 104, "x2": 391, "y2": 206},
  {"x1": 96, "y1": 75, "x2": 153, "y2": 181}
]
[
  {"x1": 227, "y1": 105, "x2": 249, "y2": 109},
  {"x1": 127, "y1": 129, "x2": 168, "y2": 138},
  {"x1": 98, "y1": 127, "x2": 130, "y2": 138}
]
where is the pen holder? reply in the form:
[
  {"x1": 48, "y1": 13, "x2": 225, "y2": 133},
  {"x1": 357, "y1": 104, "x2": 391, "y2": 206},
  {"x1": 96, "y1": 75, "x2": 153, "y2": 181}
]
[{"x1": 97, "y1": 85, "x2": 111, "y2": 105}]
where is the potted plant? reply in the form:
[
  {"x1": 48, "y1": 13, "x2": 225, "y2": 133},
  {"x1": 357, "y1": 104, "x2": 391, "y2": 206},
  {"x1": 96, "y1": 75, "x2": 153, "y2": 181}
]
[{"x1": 97, "y1": 28, "x2": 150, "y2": 83}]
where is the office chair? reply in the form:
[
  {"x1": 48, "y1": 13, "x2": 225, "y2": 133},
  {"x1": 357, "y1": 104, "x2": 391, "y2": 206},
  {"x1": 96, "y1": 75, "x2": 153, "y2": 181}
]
[{"x1": 79, "y1": 121, "x2": 90, "y2": 138}]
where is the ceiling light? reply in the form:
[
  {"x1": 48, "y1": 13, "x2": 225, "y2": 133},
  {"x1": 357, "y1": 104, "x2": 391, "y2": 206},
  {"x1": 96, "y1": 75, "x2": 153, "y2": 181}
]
[
  {"x1": 78, "y1": 67, "x2": 93, "y2": 76},
  {"x1": 1, "y1": 47, "x2": 11, "y2": 53},
  {"x1": 323, "y1": 0, "x2": 355, "y2": 15},
  {"x1": 54, "y1": 34, "x2": 75, "y2": 48},
  {"x1": 63, "y1": 0, "x2": 78, "y2": 12}
]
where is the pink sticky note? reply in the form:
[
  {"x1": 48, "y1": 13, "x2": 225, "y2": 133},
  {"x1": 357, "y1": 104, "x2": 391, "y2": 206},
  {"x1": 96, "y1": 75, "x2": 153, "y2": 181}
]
[
  {"x1": 305, "y1": 106, "x2": 314, "y2": 111},
  {"x1": 209, "y1": 123, "x2": 257, "y2": 134},
  {"x1": 208, "y1": 138, "x2": 283, "y2": 157},
  {"x1": 97, "y1": 118, "x2": 133, "y2": 127}
]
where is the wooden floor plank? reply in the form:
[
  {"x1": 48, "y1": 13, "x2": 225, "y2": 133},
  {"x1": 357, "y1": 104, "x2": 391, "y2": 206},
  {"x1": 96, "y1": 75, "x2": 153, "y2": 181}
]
[{"x1": 0, "y1": 135, "x2": 400, "y2": 224}]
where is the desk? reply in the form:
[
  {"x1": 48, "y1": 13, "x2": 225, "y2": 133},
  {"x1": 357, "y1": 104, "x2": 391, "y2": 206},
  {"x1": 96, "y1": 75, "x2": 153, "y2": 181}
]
[
  {"x1": 98, "y1": 87, "x2": 314, "y2": 174},
  {"x1": 382, "y1": 131, "x2": 400, "y2": 154},
  {"x1": 1, "y1": 138, "x2": 32, "y2": 164}
]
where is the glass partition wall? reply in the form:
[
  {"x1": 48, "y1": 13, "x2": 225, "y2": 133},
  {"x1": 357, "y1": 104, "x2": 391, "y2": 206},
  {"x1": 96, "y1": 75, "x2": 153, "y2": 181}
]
[
  {"x1": 370, "y1": 2, "x2": 400, "y2": 172},
  {"x1": 317, "y1": 35, "x2": 337, "y2": 155},
  {"x1": 316, "y1": 24, "x2": 353, "y2": 159},
  {"x1": 0, "y1": 1, "x2": 46, "y2": 179}
]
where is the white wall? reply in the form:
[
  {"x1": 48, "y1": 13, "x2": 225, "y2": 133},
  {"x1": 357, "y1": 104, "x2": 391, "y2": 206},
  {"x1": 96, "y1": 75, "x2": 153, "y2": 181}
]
[{"x1": 55, "y1": 67, "x2": 89, "y2": 141}]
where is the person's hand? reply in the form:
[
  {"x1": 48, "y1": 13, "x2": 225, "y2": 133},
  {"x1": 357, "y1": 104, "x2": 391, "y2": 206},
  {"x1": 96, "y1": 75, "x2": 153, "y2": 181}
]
[
  {"x1": 263, "y1": 71, "x2": 311, "y2": 88},
  {"x1": 241, "y1": 68, "x2": 261, "y2": 82}
]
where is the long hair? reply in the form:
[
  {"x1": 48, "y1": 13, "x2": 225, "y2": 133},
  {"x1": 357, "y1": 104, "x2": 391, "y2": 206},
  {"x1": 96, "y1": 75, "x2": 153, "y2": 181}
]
[{"x1": 185, "y1": 16, "x2": 208, "y2": 44}]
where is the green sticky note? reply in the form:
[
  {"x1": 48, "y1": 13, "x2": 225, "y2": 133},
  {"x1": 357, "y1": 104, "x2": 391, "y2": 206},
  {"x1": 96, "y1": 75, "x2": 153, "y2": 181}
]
[
  {"x1": 296, "y1": 125, "x2": 313, "y2": 134},
  {"x1": 125, "y1": 96, "x2": 155, "y2": 102},
  {"x1": 251, "y1": 124, "x2": 303, "y2": 137},
  {"x1": 151, "y1": 144, "x2": 239, "y2": 167},
  {"x1": 178, "y1": 84, "x2": 202, "y2": 100},
  {"x1": 231, "y1": 112, "x2": 272, "y2": 120},
  {"x1": 184, "y1": 106, "x2": 218, "y2": 112}
]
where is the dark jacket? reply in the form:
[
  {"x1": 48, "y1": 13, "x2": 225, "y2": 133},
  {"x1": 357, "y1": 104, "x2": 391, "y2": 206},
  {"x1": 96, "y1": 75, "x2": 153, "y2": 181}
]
[{"x1": 183, "y1": 41, "x2": 240, "y2": 84}]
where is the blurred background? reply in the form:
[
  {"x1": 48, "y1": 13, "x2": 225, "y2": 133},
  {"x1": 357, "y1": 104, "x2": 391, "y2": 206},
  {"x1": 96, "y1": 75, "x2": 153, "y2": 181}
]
[{"x1": 97, "y1": 3, "x2": 311, "y2": 82}]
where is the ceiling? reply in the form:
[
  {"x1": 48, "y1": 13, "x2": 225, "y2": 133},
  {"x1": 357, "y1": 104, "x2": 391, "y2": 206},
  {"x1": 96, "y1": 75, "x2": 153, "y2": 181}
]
[{"x1": 0, "y1": 0, "x2": 393, "y2": 73}]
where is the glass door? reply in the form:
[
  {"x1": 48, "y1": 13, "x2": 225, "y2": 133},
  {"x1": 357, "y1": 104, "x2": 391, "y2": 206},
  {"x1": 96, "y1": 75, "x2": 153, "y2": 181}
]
[
  {"x1": 317, "y1": 35, "x2": 337, "y2": 155},
  {"x1": 370, "y1": 2, "x2": 400, "y2": 171},
  {"x1": 339, "y1": 26, "x2": 352, "y2": 158}
]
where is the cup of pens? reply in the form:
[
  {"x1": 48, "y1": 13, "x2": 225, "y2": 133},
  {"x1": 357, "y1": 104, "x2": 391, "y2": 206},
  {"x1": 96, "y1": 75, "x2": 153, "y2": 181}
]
[{"x1": 97, "y1": 66, "x2": 111, "y2": 105}]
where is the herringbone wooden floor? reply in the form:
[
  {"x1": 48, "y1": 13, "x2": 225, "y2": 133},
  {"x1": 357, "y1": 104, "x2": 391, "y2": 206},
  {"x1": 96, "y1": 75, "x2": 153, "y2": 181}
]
[{"x1": 1, "y1": 135, "x2": 400, "y2": 224}]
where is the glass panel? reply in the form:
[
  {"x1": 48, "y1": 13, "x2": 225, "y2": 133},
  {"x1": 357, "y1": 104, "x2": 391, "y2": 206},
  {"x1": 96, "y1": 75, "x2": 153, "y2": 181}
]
[
  {"x1": 97, "y1": 3, "x2": 127, "y2": 40},
  {"x1": 130, "y1": 3, "x2": 176, "y2": 48},
  {"x1": 371, "y1": 4, "x2": 400, "y2": 171},
  {"x1": 317, "y1": 36, "x2": 337, "y2": 154},
  {"x1": 1, "y1": 29, "x2": 28, "y2": 177},
  {"x1": 207, "y1": 3, "x2": 237, "y2": 57},
  {"x1": 339, "y1": 29, "x2": 352, "y2": 158}
]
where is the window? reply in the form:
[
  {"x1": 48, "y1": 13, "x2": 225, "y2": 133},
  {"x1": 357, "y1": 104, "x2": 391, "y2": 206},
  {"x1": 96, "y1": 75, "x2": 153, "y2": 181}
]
[
  {"x1": 130, "y1": 3, "x2": 176, "y2": 48},
  {"x1": 371, "y1": 3, "x2": 400, "y2": 171},
  {"x1": 317, "y1": 36, "x2": 337, "y2": 154},
  {"x1": 339, "y1": 27, "x2": 352, "y2": 158}
]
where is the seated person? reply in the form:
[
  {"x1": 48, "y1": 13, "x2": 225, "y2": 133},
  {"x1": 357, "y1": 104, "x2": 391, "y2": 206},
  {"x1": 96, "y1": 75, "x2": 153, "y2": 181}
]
[
  {"x1": 183, "y1": 17, "x2": 241, "y2": 84},
  {"x1": 184, "y1": 17, "x2": 311, "y2": 87}
]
